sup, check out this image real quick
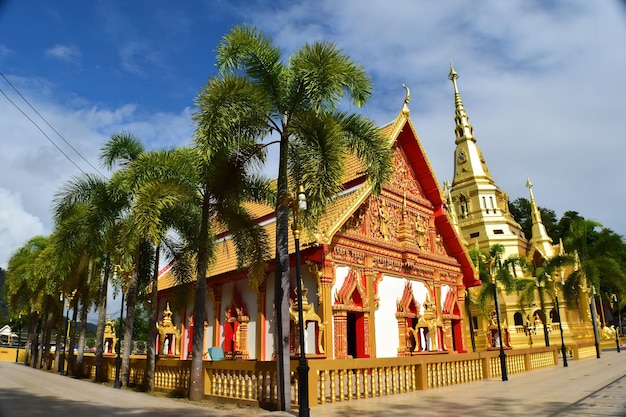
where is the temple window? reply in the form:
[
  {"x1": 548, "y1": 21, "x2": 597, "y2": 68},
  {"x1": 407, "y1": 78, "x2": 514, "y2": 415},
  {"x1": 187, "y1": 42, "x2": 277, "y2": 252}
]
[{"x1": 459, "y1": 195, "x2": 469, "y2": 218}]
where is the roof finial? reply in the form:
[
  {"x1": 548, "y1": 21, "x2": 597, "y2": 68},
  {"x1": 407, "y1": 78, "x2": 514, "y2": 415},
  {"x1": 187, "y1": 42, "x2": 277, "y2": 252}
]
[
  {"x1": 448, "y1": 60, "x2": 459, "y2": 93},
  {"x1": 401, "y1": 84, "x2": 410, "y2": 116}
]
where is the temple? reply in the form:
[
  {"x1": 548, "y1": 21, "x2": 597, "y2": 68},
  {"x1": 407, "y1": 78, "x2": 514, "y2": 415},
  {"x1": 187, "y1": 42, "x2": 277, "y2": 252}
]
[
  {"x1": 155, "y1": 64, "x2": 601, "y2": 363},
  {"x1": 157, "y1": 87, "x2": 479, "y2": 361}
]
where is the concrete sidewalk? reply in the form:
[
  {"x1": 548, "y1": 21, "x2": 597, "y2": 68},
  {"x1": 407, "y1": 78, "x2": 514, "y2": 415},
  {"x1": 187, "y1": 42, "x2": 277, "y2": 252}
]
[
  {"x1": 1, "y1": 351, "x2": 625, "y2": 416},
  {"x1": 317, "y1": 350, "x2": 626, "y2": 417}
]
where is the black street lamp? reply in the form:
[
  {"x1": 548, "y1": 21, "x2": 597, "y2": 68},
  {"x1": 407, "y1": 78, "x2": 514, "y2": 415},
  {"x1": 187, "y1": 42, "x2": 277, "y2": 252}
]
[
  {"x1": 291, "y1": 185, "x2": 310, "y2": 417},
  {"x1": 590, "y1": 286, "x2": 601, "y2": 359},
  {"x1": 554, "y1": 292, "x2": 568, "y2": 367},
  {"x1": 465, "y1": 290, "x2": 476, "y2": 352},
  {"x1": 114, "y1": 282, "x2": 126, "y2": 389},
  {"x1": 488, "y1": 256, "x2": 508, "y2": 381},
  {"x1": 612, "y1": 294, "x2": 621, "y2": 353},
  {"x1": 59, "y1": 291, "x2": 74, "y2": 375},
  {"x1": 10, "y1": 316, "x2": 22, "y2": 363}
]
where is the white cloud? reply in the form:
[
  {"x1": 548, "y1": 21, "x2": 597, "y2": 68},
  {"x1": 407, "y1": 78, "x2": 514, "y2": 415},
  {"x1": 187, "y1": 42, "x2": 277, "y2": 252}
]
[
  {"x1": 0, "y1": 187, "x2": 45, "y2": 269},
  {"x1": 45, "y1": 44, "x2": 82, "y2": 62},
  {"x1": 241, "y1": 0, "x2": 626, "y2": 236},
  {"x1": 0, "y1": 79, "x2": 194, "y2": 268}
]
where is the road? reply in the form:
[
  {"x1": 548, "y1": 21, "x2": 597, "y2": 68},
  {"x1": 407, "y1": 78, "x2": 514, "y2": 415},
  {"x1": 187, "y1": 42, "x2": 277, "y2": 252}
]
[
  {"x1": 0, "y1": 362, "x2": 289, "y2": 417},
  {"x1": 1, "y1": 351, "x2": 626, "y2": 416}
]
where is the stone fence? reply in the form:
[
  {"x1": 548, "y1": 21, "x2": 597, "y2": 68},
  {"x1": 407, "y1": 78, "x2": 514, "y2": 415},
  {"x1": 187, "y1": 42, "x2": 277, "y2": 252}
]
[{"x1": 60, "y1": 346, "x2": 560, "y2": 410}]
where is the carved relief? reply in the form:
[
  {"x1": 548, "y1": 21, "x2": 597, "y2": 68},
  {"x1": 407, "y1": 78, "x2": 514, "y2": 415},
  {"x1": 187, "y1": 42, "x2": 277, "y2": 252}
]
[
  {"x1": 435, "y1": 234, "x2": 447, "y2": 256},
  {"x1": 369, "y1": 197, "x2": 402, "y2": 242},
  {"x1": 388, "y1": 147, "x2": 423, "y2": 199},
  {"x1": 340, "y1": 204, "x2": 367, "y2": 235},
  {"x1": 414, "y1": 214, "x2": 429, "y2": 249},
  {"x1": 332, "y1": 245, "x2": 366, "y2": 266}
]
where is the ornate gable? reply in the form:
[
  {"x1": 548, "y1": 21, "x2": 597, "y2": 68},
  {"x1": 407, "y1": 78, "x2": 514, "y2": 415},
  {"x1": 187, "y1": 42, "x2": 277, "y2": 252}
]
[
  {"x1": 396, "y1": 281, "x2": 420, "y2": 317},
  {"x1": 334, "y1": 268, "x2": 368, "y2": 308}
]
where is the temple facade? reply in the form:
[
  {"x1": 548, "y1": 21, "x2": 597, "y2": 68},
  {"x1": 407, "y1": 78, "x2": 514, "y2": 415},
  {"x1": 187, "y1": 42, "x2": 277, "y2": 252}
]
[
  {"x1": 156, "y1": 95, "x2": 479, "y2": 361},
  {"x1": 445, "y1": 64, "x2": 598, "y2": 355},
  {"x1": 154, "y1": 64, "x2": 603, "y2": 363}
]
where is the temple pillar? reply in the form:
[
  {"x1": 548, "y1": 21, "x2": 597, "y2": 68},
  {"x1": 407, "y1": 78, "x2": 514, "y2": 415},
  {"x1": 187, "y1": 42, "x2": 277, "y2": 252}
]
[
  {"x1": 333, "y1": 311, "x2": 348, "y2": 359},
  {"x1": 364, "y1": 262, "x2": 376, "y2": 358},
  {"x1": 256, "y1": 283, "x2": 266, "y2": 360},
  {"x1": 397, "y1": 317, "x2": 409, "y2": 356}
]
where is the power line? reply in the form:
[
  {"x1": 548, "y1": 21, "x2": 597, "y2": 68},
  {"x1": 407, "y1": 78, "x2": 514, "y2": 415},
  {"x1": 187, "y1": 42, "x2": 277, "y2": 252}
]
[
  {"x1": 0, "y1": 71, "x2": 106, "y2": 178},
  {"x1": 0, "y1": 86, "x2": 88, "y2": 175}
]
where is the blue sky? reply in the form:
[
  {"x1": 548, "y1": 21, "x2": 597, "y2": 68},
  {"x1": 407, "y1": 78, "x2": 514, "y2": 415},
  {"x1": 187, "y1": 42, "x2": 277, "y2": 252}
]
[{"x1": 1, "y1": 1, "x2": 626, "y2": 282}]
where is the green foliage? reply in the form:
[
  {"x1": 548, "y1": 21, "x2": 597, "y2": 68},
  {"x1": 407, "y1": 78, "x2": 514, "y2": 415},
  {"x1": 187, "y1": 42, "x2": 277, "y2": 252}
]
[
  {"x1": 509, "y1": 197, "x2": 559, "y2": 241},
  {"x1": 214, "y1": 24, "x2": 393, "y2": 215},
  {"x1": 131, "y1": 302, "x2": 149, "y2": 342},
  {"x1": 468, "y1": 244, "x2": 517, "y2": 318}
]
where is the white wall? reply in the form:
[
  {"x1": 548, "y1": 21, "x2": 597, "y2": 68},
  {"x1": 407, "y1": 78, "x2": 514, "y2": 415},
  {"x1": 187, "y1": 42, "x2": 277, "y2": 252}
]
[{"x1": 375, "y1": 276, "x2": 430, "y2": 357}]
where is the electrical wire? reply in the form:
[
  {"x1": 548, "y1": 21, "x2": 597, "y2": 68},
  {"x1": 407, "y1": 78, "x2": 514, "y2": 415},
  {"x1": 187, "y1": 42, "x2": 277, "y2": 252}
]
[
  {"x1": 0, "y1": 71, "x2": 106, "y2": 178},
  {"x1": 0, "y1": 86, "x2": 88, "y2": 175}
]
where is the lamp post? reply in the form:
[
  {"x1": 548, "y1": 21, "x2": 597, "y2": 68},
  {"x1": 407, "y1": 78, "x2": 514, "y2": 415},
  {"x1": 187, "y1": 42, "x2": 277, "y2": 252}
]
[
  {"x1": 291, "y1": 185, "x2": 310, "y2": 417},
  {"x1": 465, "y1": 290, "x2": 476, "y2": 352},
  {"x1": 488, "y1": 257, "x2": 508, "y2": 381},
  {"x1": 16, "y1": 317, "x2": 21, "y2": 363},
  {"x1": 114, "y1": 282, "x2": 125, "y2": 389},
  {"x1": 59, "y1": 291, "x2": 73, "y2": 375},
  {"x1": 612, "y1": 294, "x2": 621, "y2": 353},
  {"x1": 554, "y1": 291, "x2": 568, "y2": 367},
  {"x1": 590, "y1": 286, "x2": 601, "y2": 359}
]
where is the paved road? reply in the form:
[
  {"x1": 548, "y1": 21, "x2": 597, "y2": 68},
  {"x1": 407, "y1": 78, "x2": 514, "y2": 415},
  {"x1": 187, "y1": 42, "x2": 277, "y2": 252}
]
[
  {"x1": 0, "y1": 362, "x2": 290, "y2": 417},
  {"x1": 1, "y1": 352, "x2": 625, "y2": 417}
]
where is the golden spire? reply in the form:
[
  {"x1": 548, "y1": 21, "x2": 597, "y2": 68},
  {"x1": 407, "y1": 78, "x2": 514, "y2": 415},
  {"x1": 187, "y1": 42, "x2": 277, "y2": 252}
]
[
  {"x1": 402, "y1": 83, "x2": 410, "y2": 116},
  {"x1": 448, "y1": 61, "x2": 475, "y2": 145},
  {"x1": 526, "y1": 178, "x2": 554, "y2": 258},
  {"x1": 526, "y1": 178, "x2": 540, "y2": 224}
]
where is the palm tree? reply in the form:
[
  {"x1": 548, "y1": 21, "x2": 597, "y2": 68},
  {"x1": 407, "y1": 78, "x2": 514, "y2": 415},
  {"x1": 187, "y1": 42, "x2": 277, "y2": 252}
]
[
  {"x1": 121, "y1": 131, "x2": 272, "y2": 399},
  {"x1": 99, "y1": 132, "x2": 154, "y2": 387},
  {"x1": 213, "y1": 25, "x2": 393, "y2": 408},
  {"x1": 468, "y1": 244, "x2": 517, "y2": 320},
  {"x1": 5, "y1": 236, "x2": 51, "y2": 366},
  {"x1": 52, "y1": 170, "x2": 129, "y2": 378}
]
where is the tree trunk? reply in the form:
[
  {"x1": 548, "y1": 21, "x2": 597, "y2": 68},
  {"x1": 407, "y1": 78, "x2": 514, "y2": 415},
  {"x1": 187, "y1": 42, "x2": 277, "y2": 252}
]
[
  {"x1": 43, "y1": 307, "x2": 55, "y2": 370},
  {"x1": 54, "y1": 313, "x2": 62, "y2": 372},
  {"x1": 25, "y1": 312, "x2": 36, "y2": 365},
  {"x1": 31, "y1": 315, "x2": 41, "y2": 369},
  {"x1": 189, "y1": 189, "x2": 211, "y2": 401},
  {"x1": 121, "y1": 267, "x2": 139, "y2": 387},
  {"x1": 274, "y1": 134, "x2": 291, "y2": 411},
  {"x1": 145, "y1": 245, "x2": 160, "y2": 392},
  {"x1": 95, "y1": 259, "x2": 110, "y2": 382},
  {"x1": 75, "y1": 298, "x2": 89, "y2": 378}
]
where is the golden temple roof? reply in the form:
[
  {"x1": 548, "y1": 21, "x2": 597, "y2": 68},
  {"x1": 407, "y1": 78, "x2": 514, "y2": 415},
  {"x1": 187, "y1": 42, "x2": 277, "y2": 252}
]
[{"x1": 158, "y1": 94, "x2": 479, "y2": 291}]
